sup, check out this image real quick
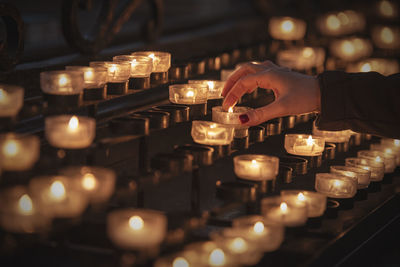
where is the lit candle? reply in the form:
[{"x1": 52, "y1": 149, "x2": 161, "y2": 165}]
[
  {"x1": 276, "y1": 47, "x2": 325, "y2": 71},
  {"x1": 330, "y1": 37, "x2": 372, "y2": 62},
  {"x1": 60, "y1": 166, "x2": 116, "y2": 204},
  {"x1": 261, "y1": 196, "x2": 308, "y2": 227},
  {"x1": 372, "y1": 26, "x2": 400, "y2": 49},
  {"x1": 231, "y1": 215, "x2": 285, "y2": 252},
  {"x1": 330, "y1": 165, "x2": 371, "y2": 189},
  {"x1": 191, "y1": 120, "x2": 234, "y2": 145},
  {"x1": 317, "y1": 10, "x2": 365, "y2": 36},
  {"x1": 233, "y1": 154, "x2": 279, "y2": 181},
  {"x1": 312, "y1": 122, "x2": 351, "y2": 143},
  {"x1": 268, "y1": 17, "x2": 306, "y2": 40},
  {"x1": 131, "y1": 51, "x2": 171, "y2": 73},
  {"x1": 113, "y1": 55, "x2": 153, "y2": 78},
  {"x1": 370, "y1": 143, "x2": 400, "y2": 166},
  {"x1": 89, "y1": 61, "x2": 131, "y2": 83},
  {"x1": 212, "y1": 106, "x2": 253, "y2": 138},
  {"x1": 154, "y1": 251, "x2": 199, "y2": 267},
  {"x1": 107, "y1": 209, "x2": 167, "y2": 250},
  {"x1": 29, "y1": 176, "x2": 88, "y2": 218},
  {"x1": 65, "y1": 66, "x2": 107, "y2": 89},
  {"x1": 0, "y1": 186, "x2": 50, "y2": 233},
  {"x1": 169, "y1": 84, "x2": 208, "y2": 104},
  {"x1": 188, "y1": 80, "x2": 225, "y2": 99},
  {"x1": 345, "y1": 157, "x2": 385, "y2": 182},
  {"x1": 284, "y1": 134, "x2": 325, "y2": 156},
  {"x1": 40, "y1": 70, "x2": 84, "y2": 95},
  {"x1": 280, "y1": 190, "x2": 327, "y2": 218},
  {"x1": 378, "y1": 1, "x2": 397, "y2": 18},
  {"x1": 346, "y1": 58, "x2": 399, "y2": 76},
  {"x1": 315, "y1": 173, "x2": 358, "y2": 198},
  {"x1": 45, "y1": 115, "x2": 96, "y2": 149},
  {"x1": 381, "y1": 138, "x2": 400, "y2": 148},
  {"x1": 357, "y1": 150, "x2": 396, "y2": 173},
  {"x1": 0, "y1": 84, "x2": 24, "y2": 117},
  {"x1": 0, "y1": 133, "x2": 40, "y2": 171},
  {"x1": 183, "y1": 241, "x2": 237, "y2": 267}
]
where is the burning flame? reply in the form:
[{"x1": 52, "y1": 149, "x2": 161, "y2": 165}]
[
  {"x1": 334, "y1": 180, "x2": 343, "y2": 187},
  {"x1": 207, "y1": 81, "x2": 215, "y2": 90},
  {"x1": 228, "y1": 107, "x2": 233, "y2": 113},
  {"x1": 68, "y1": 116, "x2": 79, "y2": 132},
  {"x1": 361, "y1": 63, "x2": 372, "y2": 72},
  {"x1": 18, "y1": 194, "x2": 34, "y2": 215},
  {"x1": 82, "y1": 173, "x2": 97, "y2": 191},
  {"x1": 172, "y1": 257, "x2": 189, "y2": 267},
  {"x1": 49, "y1": 180, "x2": 66, "y2": 201},
  {"x1": 341, "y1": 41, "x2": 355, "y2": 55},
  {"x1": 306, "y1": 135, "x2": 314, "y2": 146},
  {"x1": 3, "y1": 140, "x2": 19, "y2": 157},
  {"x1": 281, "y1": 20, "x2": 294, "y2": 33},
  {"x1": 148, "y1": 53, "x2": 155, "y2": 60},
  {"x1": 209, "y1": 248, "x2": 226, "y2": 266},
  {"x1": 84, "y1": 70, "x2": 94, "y2": 81},
  {"x1": 381, "y1": 27, "x2": 394, "y2": 44},
  {"x1": 129, "y1": 215, "x2": 144, "y2": 230},
  {"x1": 297, "y1": 192, "x2": 306, "y2": 201},
  {"x1": 280, "y1": 202, "x2": 288, "y2": 213},
  {"x1": 186, "y1": 90, "x2": 194, "y2": 98},
  {"x1": 229, "y1": 237, "x2": 248, "y2": 253},
  {"x1": 58, "y1": 75, "x2": 69, "y2": 87},
  {"x1": 253, "y1": 221, "x2": 265, "y2": 234}
]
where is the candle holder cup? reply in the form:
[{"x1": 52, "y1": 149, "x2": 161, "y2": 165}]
[
  {"x1": 109, "y1": 116, "x2": 150, "y2": 136},
  {"x1": 278, "y1": 165, "x2": 293, "y2": 183},
  {"x1": 151, "y1": 152, "x2": 193, "y2": 177},
  {"x1": 90, "y1": 61, "x2": 130, "y2": 95},
  {"x1": 249, "y1": 125, "x2": 265, "y2": 143},
  {"x1": 261, "y1": 196, "x2": 308, "y2": 227},
  {"x1": 191, "y1": 121, "x2": 234, "y2": 146},
  {"x1": 279, "y1": 156, "x2": 308, "y2": 176},
  {"x1": 65, "y1": 66, "x2": 107, "y2": 101},
  {"x1": 132, "y1": 111, "x2": 170, "y2": 130},
  {"x1": 284, "y1": 134, "x2": 325, "y2": 157},
  {"x1": 263, "y1": 118, "x2": 282, "y2": 136},
  {"x1": 323, "y1": 199, "x2": 340, "y2": 219},
  {"x1": 315, "y1": 173, "x2": 358, "y2": 206},
  {"x1": 113, "y1": 55, "x2": 153, "y2": 90},
  {"x1": 174, "y1": 144, "x2": 214, "y2": 167},
  {"x1": 152, "y1": 104, "x2": 190, "y2": 125},
  {"x1": 0, "y1": 84, "x2": 24, "y2": 120},
  {"x1": 131, "y1": 51, "x2": 171, "y2": 86}
]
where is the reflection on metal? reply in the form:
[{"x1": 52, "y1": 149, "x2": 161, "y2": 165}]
[
  {"x1": 0, "y1": 3, "x2": 24, "y2": 71},
  {"x1": 61, "y1": 0, "x2": 163, "y2": 55}
]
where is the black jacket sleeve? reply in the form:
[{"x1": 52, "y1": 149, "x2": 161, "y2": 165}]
[{"x1": 316, "y1": 71, "x2": 400, "y2": 139}]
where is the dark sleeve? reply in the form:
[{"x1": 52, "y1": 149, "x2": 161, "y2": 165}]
[{"x1": 316, "y1": 70, "x2": 400, "y2": 139}]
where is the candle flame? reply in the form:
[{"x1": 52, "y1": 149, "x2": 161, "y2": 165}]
[
  {"x1": 3, "y1": 140, "x2": 19, "y2": 157},
  {"x1": 302, "y1": 48, "x2": 314, "y2": 58},
  {"x1": 207, "y1": 81, "x2": 215, "y2": 90},
  {"x1": 334, "y1": 180, "x2": 343, "y2": 187},
  {"x1": 186, "y1": 90, "x2": 194, "y2": 98},
  {"x1": 68, "y1": 116, "x2": 79, "y2": 131},
  {"x1": 228, "y1": 107, "x2": 233, "y2": 113},
  {"x1": 209, "y1": 248, "x2": 226, "y2": 266},
  {"x1": 280, "y1": 202, "x2": 288, "y2": 213},
  {"x1": 281, "y1": 20, "x2": 294, "y2": 33},
  {"x1": 297, "y1": 192, "x2": 306, "y2": 201},
  {"x1": 18, "y1": 194, "x2": 34, "y2": 215},
  {"x1": 253, "y1": 221, "x2": 265, "y2": 234},
  {"x1": 381, "y1": 27, "x2": 394, "y2": 44},
  {"x1": 341, "y1": 41, "x2": 355, "y2": 55},
  {"x1": 58, "y1": 75, "x2": 69, "y2": 87},
  {"x1": 82, "y1": 173, "x2": 97, "y2": 191},
  {"x1": 375, "y1": 156, "x2": 383, "y2": 163},
  {"x1": 210, "y1": 123, "x2": 216, "y2": 129},
  {"x1": 326, "y1": 15, "x2": 340, "y2": 30},
  {"x1": 49, "y1": 180, "x2": 66, "y2": 201},
  {"x1": 306, "y1": 135, "x2": 314, "y2": 146},
  {"x1": 395, "y1": 139, "x2": 400, "y2": 146},
  {"x1": 109, "y1": 64, "x2": 117, "y2": 74},
  {"x1": 361, "y1": 63, "x2": 372, "y2": 72},
  {"x1": 380, "y1": 0, "x2": 394, "y2": 17},
  {"x1": 129, "y1": 215, "x2": 144, "y2": 230},
  {"x1": 172, "y1": 257, "x2": 189, "y2": 267},
  {"x1": 385, "y1": 148, "x2": 393, "y2": 154},
  {"x1": 148, "y1": 53, "x2": 155, "y2": 59},
  {"x1": 229, "y1": 237, "x2": 248, "y2": 254},
  {"x1": 251, "y1": 159, "x2": 259, "y2": 169},
  {"x1": 84, "y1": 70, "x2": 94, "y2": 81},
  {"x1": 0, "y1": 88, "x2": 8, "y2": 104}
]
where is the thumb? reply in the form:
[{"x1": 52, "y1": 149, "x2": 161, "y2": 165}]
[{"x1": 239, "y1": 100, "x2": 285, "y2": 126}]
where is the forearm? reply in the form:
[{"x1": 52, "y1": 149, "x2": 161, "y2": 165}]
[{"x1": 316, "y1": 71, "x2": 400, "y2": 139}]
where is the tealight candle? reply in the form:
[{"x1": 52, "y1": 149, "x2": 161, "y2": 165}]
[
  {"x1": 315, "y1": 173, "x2": 358, "y2": 198},
  {"x1": 0, "y1": 84, "x2": 24, "y2": 117},
  {"x1": 90, "y1": 61, "x2": 131, "y2": 94},
  {"x1": 372, "y1": 26, "x2": 400, "y2": 49},
  {"x1": 261, "y1": 196, "x2": 308, "y2": 227},
  {"x1": 378, "y1": 0, "x2": 398, "y2": 18},
  {"x1": 330, "y1": 165, "x2": 371, "y2": 189},
  {"x1": 357, "y1": 150, "x2": 396, "y2": 173},
  {"x1": 346, "y1": 58, "x2": 399, "y2": 76},
  {"x1": 40, "y1": 70, "x2": 84, "y2": 96},
  {"x1": 113, "y1": 55, "x2": 153, "y2": 89},
  {"x1": 29, "y1": 175, "x2": 88, "y2": 218},
  {"x1": 131, "y1": 51, "x2": 171, "y2": 73},
  {"x1": 154, "y1": 251, "x2": 200, "y2": 267},
  {"x1": 45, "y1": 115, "x2": 96, "y2": 149},
  {"x1": 169, "y1": 84, "x2": 208, "y2": 104},
  {"x1": 317, "y1": 10, "x2": 365, "y2": 36},
  {"x1": 329, "y1": 37, "x2": 372, "y2": 62},
  {"x1": 276, "y1": 47, "x2": 325, "y2": 71},
  {"x1": 0, "y1": 186, "x2": 50, "y2": 233},
  {"x1": 212, "y1": 106, "x2": 253, "y2": 138},
  {"x1": 60, "y1": 166, "x2": 116, "y2": 204},
  {"x1": 107, "y1": 209, "x2": 167, "y2": 250},
  {"x1": 370, "y1": 143, "x2": 400, "y2": 166},
  {"x1": 183, "y1": 241, "x2": 238, "y2": 267},
  {"x1": 231, "y1": 215, "x2": 285, "y2": 252},
  {"x1": 233, "y1": 154, "x2": 279, "y2": 181},
  {"x1": 284, "y1": 134, "x2": 325, "y2": 156},
  {"x1": 345, "y1": 157, "x2": 385, "y2": 182},
  {"x1": 65, "y1": 66, "x2": 108, "y2": 100},
  {"x1": 268, "y1": 17, "x2": 306, "y2": 40},
  {"x1": 188, "y1": 80, "x2": 225, "y2": 99},
  {"x1": 191, "y1": 121, "x2": 234, "y2": 146},
  {"x1": 312, "y1": 122, "x2": 351, "y2": 143},
  {"x1": 0, "y1": 133, "x2": 40, "y2": 171},
  {"x1": 280, "y1": 190, "x2": 327, "y2": 218},
  {"x1": 381, "y1": 138, "x2": 400, "y2": 148}
]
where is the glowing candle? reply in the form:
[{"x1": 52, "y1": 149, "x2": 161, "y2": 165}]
[
  {"x1": 191, "y1": 121, "x2": 234, "y2": 145},
  {"x1": 284, "y1": 134, "x2": 325, "y2": 156},
  {"x1": 107, "y1": 209, "x2": 167, "y2": 250},
  {"x1": 65, "y1": 66, "x2": 107, "y2": 89},
  {"x1": 0, "y1": 186, "x2": 50, "y2": 233},
  {"x1": 154, "y1": 252, "x2": 198, "y2": 267},
  {"x1": 40, "y1": 70, "x2": 84, "y2": 95},
  {"x1": 315, "y1": 173, "x2": 358, "y2": 198},
  {"x1": 261, "y1": 196, "x2": 308, "y2": 227},
  {"x1": 212, "y1": 106, "x2": 253, "y2": 138},
  {"x1": 131, "y1": 51, "x2": 171, "y2": 73},
  {"x1": 169, "y1": 84, "x2": 208, "y2": 104},
  {"x1": 268, "y1": 17, "x2": 306, "y2": 40},
  {"x1": 378, "y1": 1, "x2": 397, "y2": 18},
  {"x1": 357, "y1": 150, "x2": 396, "y2": 173},
  {"x1": 372, "y1": 26, "x2": 400, "y2": 49},
  {"x1": 113, "y1": 55, "x2": 153, "y2": 78},
  {"x1": 346, "y1": 58, "x2": 399, "y2": 76},
  {"x1": 188, "y1": 80, "x2": 225, "y2": 99},
  {"x1": 370, "y1": 143, "x2": 400, "y2": 165},
  {"x1": 276, "y1": 47, "x2": 326, "y2": 71},
  {"x1": 233, "y1": 154, "x2": 279, "y2": 181},
  {"x1": 0, "y1": 84, "x2": 24, "y2": 117},
  {"x1": 281, "y1": 190, "x2": 327, "y2": 218},
  {"x1": 330, "y1": 37, "x2": 372, "y2": 62},
  {"x1": 312, "y1": 122, "x2": 351, "y2": 143},
  {"x1": 0, "y1": 133, "x2": 40, "y2": 171},
  {"x1": 330, "y1": 165, "x2": 371, "y2": 189},
  {"x1": 317, "y1": 10, "x2": 365, "y2": 36},
  {"x1": 183, "y1": 241, "x2": 237, "y2": 267},
  {"x1": 345, "y1": 157, "x2": 385, "y2": 182},
  {"x1": 29, "y1": 176, "x2": 88, "y2": 218},
  {"x1": 60, "y1": 166, "x2": 116, "y2": 204},
  {"x1": 45, "y1": 115, "x2": 96, "y2": 149}
]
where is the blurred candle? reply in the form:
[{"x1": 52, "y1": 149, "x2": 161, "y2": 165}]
[
  {"x1": 315, "y1": 173, "x2": 358, "y2": 198},
  {"x1": 169, "y1": 84, "x2": 208, "y2": 104},
  {"x1": 154, "y1": 251, "x2": 199, "y2": 267},
  {"x1": 212, "y1": 106, "x2": 253, "y2": 138},
  {"x1": 261, "y1": 196, "x2": 308, "y2": 227},
  {"x1": 29, "y1": 176, "x2": 88, "y2": 218},
  {"x1": 280, "y1": 190, "x2": 327, "y2": 218},
  {"x1": 370, "y1": 143, "x2": 400, "y2": 165},
  {"x1": 45, "y1": 115, "x2": 96, "y2": 149},
  {"x1": 317, "y1": 10, "x2": 365, "y2": 36},
  {"x1": 276, "y1": 47, "x2": 325, "y2": 71},
  {"x1": 378, "y1": 1, "x2": 398, "y2": 18},
  {"x1": 330, "y1": 37, "x2": 372, "y2": 62},
  {"x1": 60, "y1": 166, "x2": 116, "y2": 204},
  {"x1": 330, "y1": 165, "x2": 371, "y2": 189},
  {"x1": 65, "y1": 66, "x2": 107, "y2": 89},
  {"x1": 357, "y1": 150, "x2": 396, "y2": 173},
  {"x1": 284, "y1": 134, "x2": 325, "y2": 156},
  {"x1": 0, "y1": 84, "x2": 24, "y2": 117},
  {"x1": 346, "y1": 58, "x2": 399, "y2": 76},
  {"x1": 345, "y1": 157, "x2": 385, "y2": 182},
  {"x1": 40, "y1": 70, "x2": 84, "y2": 95},
  {"x1": 188, "y1": 80, "x2": 225, "y2": 99},
  {"x1": 0, "y1": 133, "x2": 40, "y2": 171},
  {"x1": 0, "y1": 186, "x2": 50, "y2": 233},
  {"x1": 268, "y1": 17, "x2": 306, "y2": 40},
  {"x1": 191, "y1": 121, "x2": 234, "y2": 145},
  {"x1": 233, "y1": 154, "x2": 279, "y2": 181},
  {"x1": 183, "y1": 241, "x2": 238, "y2": 267},
  {"x1": 107, "y1": 209, "x2": 167, "y2": 250},
  {"x1": 372, "y1": 26, "x2": 400, "y2": 49},
  {"x1": 113, "y1": 55, "x2": 153, "y2": 77}
]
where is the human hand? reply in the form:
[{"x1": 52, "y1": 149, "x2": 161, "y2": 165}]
[{"x1": 221, "y1": 61, "x2": 321, "y2": 126}]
